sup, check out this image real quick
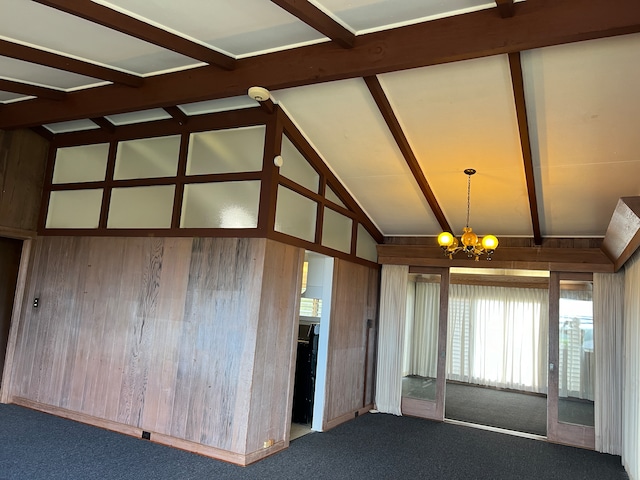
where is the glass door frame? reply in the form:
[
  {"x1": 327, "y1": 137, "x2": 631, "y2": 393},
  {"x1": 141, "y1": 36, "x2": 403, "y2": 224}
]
[
  {"x1": 547, "y1": 271, "x2": 595, "y2": 448},
  {"x1": 401, "y1": 266, "x2": 449, "y2": 421}
]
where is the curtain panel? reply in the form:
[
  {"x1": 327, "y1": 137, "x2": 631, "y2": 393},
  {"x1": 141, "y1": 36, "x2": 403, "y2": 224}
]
[
  {"x1": 375, "y1": 264, "x2": 409, "y2": 416},
  {"x1": 593, "y1": 271, "x2": 624, "y2": 455},
  {"x1": 623, "y1": 250, "x2": 640, "y2": 479},
  {"x1": 446, "y1": 284, "x2": 549, "y2": 393}
]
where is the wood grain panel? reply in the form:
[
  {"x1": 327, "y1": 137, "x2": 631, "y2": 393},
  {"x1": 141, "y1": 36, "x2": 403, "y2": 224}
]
[
  {"x1": 246, "y1": 240, "x2": 304, "y2": 453},
  {"x1": 0, "y1": 129, "x2": 48, "y2": 232},
  {"x1": 7, "y1": 235, "x2": 306, "y2": 463},
  {"x1": 323, "y1": 259, "x2": 379, "y2": 428}
]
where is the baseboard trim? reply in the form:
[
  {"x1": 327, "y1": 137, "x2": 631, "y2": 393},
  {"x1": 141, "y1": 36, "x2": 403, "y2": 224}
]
[
  {"x1": 323, "y1": 404, "x2": 373, "y2": 431},
  {"x1": 10, "y1": 397, "x2": 276, "y2": 466}
]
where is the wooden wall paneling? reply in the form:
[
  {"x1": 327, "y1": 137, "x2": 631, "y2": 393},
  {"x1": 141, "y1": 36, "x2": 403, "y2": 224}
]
[
  {"x1": 0, "y1": 129, "x2": 49, "y2": 232},
  {"x1": 323, "y1": 258, "x2": 371, "y2": 427},
  {"x1": 173, "y1": 237, "x2": 266, "y2": 453},
  {"x1": 142, "y1": 238, "x2": 192, "y2": 435},
  {"x1": 363, "y1": 266, "x2": 379, "y2": 407},
  {"x1": 0, "y1": 239, "x2": 31, "y2": 403},
  {"x1": 246, "y1": 240, "x2": 304, "y2": 456}
]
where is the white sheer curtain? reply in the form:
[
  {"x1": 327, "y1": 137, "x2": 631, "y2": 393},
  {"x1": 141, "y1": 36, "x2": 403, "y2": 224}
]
[
  {"x1": 623, "y1": 250, "x2": 640, "y2": 479},
  {"x1": 403, "y1": 281, "x2": 439, "y2": 378},
  {"x1": 402, "y1": 279, "x2": 416, "y2": 376},
  {"x1": 375, "y1": 264, "x2": 409, "y2": 416},
  {"x1": 447, "y1": 284, "x2": 548, "y2": 393},
  {"x1": 593, "y1": 271, "x2": 624, "y2": 455}
]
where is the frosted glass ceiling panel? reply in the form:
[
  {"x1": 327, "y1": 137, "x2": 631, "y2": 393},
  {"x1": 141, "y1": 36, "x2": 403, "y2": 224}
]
[
  {"x1": 0, "y1": 57, "x2": 102, "y2": 90},
  {"x1": 53, "y1": 144, "x2": 109, "y2": 183},
  {"x1": 98, "y1": 0, "x2": 326, "y2": 57},
  {"x1": 46, "y1": 190, "x2": 103, "y2": 229},
  {"x1": 106, "y1": 109, "x2": 172, "y2": 125},
  {"x1": 314, "y1": 0, "x2": 517, "y2": 33},
  {"x1": 2, "y1": 0, "x2": 196, "y2": 75},
  {"x1": 114, "y1": 135, "x2": 180, "y2": 180},
  {"x1": 44, "y1": 119, "x2": 100, "y2": 134},
  {"x1": 108, "y1": 185, "x2": 175, "y2": 228},
  {"x1": 0, "y1": 91, "x2": 30, "y2": 102},
  {"x1": 179, "y1": 97, "x2": 258, "y2": 116}
]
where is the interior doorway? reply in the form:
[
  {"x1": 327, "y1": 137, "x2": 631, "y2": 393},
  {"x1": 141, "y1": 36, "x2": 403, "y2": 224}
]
[
  {"x1": 443, "y1": 268, "x2": 550, "y2": 437},
  {"x1": 290, "y1": 251, "x2": 333, "y2": 440},
  {"x1": 0, "y1": 237, "x2": 23, "y2": 386}
]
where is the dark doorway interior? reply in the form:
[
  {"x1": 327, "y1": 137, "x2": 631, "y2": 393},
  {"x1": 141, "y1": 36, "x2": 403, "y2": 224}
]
[{"x1": 0, "y1": 237, "x2": 22, "y2": 384}]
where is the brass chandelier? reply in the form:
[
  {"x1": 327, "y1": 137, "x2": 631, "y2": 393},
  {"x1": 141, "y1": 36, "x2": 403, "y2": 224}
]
[{"x1": 437, "y1": 169, "x2": 498, "y2": 261}]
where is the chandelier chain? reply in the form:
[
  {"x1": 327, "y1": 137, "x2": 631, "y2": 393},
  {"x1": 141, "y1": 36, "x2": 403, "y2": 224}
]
[{"x1": 466, "y1": 173, "x2": 471, "y2": 228}]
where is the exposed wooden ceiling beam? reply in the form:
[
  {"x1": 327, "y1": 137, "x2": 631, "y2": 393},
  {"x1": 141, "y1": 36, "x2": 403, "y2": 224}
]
[
  {"x1": 34, "y1": 0, "x2": 236, "y2": 70},
  {"x1": 271, "y1": 0, "x2": 356, "y2": 48},
  {"x1": 0, "y1": 79, "x2": 66, "y2": 101},
  {"x1": 496, "y1": 0, "x2": 516, "y2": 18},
  {"x1": 508, "y1": 52, "x2": 542, "y2": 245},
  {"x1": 364, "y1": 76, "x2": 452, "y2": 233},
  {"x1": 1, "y1": 0, "x2": 639, "y2": 129},
  {"x1": 90, "y1": 117, "x2": 115, "y2": 133},
  {"x1": 163, "y1": 107, "x2": 189, "y2": 126},
  {"x1": 0, "y1": 39, "x2": 143, "y2": 88}
]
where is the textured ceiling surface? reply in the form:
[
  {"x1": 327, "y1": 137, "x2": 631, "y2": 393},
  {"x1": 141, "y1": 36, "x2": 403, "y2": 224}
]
[{"x1": 1, "y1": 0, "x2": 639, "y2": 240}]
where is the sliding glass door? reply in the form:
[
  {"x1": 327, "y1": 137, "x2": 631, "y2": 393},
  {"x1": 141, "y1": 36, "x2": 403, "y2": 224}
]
[
  {"x1": 401, "y1": 267, "x2": 449, "y2": 420},
  {"x1": 548, "y1": 272, "x2": 595, "y2": 448}
]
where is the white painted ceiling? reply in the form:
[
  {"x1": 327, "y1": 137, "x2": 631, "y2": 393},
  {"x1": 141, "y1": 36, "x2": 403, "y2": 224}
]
[{"x1": 1, "y1": 0, "x2": 639, "y2": 240}]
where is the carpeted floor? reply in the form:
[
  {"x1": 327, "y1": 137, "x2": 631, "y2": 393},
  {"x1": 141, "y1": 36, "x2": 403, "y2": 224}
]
[{"x1": 0, "y1": 403, "x2": 627, "y2": 479}]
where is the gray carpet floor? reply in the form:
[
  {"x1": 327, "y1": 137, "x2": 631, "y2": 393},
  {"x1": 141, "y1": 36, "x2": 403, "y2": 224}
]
[{"x1": 0, "y1": 403, "x2": 628, "y2": 479}]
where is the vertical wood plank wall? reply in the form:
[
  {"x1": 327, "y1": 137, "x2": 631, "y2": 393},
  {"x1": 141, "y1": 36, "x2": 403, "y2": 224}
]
[
  {"x1": 0, "y1": 129, "x2": 48, "y2": 233},
  {"x1": 323, "y1": 258, "x2": 379, "y2": 429},
  {"x1": 7, "y1": 236, "x2": 304, "y2": 464}
]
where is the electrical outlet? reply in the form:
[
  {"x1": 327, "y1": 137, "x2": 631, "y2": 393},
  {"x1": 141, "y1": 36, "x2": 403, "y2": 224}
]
[{"x1": 142, "y1": 431, "x2": 151, "y2": 440}]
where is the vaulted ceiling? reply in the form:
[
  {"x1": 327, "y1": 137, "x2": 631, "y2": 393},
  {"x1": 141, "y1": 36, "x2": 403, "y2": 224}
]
[{"x1": 1, "y1": 0, "x2": 640, "y2": 243}]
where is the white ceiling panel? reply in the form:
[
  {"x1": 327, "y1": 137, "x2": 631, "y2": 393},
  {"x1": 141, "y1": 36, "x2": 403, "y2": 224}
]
[
  {"x1": 0, "y1": 56, "x2": 103, "y2": 90},
  {"x1": 178, "y1": 97, "x2": 259, "y2": 116},
  {"x1": 105, "y1": 109, "x2": 172, "y2": 125},
  {"x1": 379, "y1": 55, "x2": 531, "y2": 237},
  {"x1": 0, "y1": 90, "x2": 30, "y2": 103},
  {"x1": 1, "y1": 0, "x2": 197, "y2": 75},
  {"x1": 523, "y1": 33, "x2": 640, "y2": 236},
  {"x1": 315, "y1": 0, "x2": 502, "y2": 33},
  {"x1": 98, "y1": 0, "x2": 327, "y2": 57},
  {"x1": 44, "y1": 119, "x2": 101, "y2": 134},
  {"x1": 274, "y1": 78, "x2": 440, "y2": 235}
]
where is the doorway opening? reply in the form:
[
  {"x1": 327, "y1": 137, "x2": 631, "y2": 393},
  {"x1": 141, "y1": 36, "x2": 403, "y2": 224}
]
[
  {"x1": 0, "y1": 237, "x2": 23, "y2": 387},
  {"x1": 290, "y1": 252, "x2": 333, "y2": 441},
  {"x1": 443, "y1": 268, "x2": 550, "y2": 437}
]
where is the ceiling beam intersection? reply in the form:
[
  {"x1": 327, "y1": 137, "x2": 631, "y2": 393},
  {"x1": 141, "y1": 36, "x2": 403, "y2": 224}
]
[
  {"x1": 508, "y1": 51, "x2": 542, "y2": 245},
  {"x1": 496, "y1": 0, "x2": 516, "y2": 18},
  {"x1": 33, "y1": 0, "x2": 236, "y2": 70},
  {"x1": 271, "y1": 0, "x2": 356, "y2": 48},
  {"x1": 364, "y1": 76, "x2": 452, "y2": 233},
  {"x1": 0, "y1": 38, "x2": 143, "y2": 88}
]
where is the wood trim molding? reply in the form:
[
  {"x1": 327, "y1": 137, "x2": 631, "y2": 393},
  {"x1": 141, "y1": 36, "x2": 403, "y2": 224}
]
[
  {"x1": 601, "y1": 196, "x2": 640, "y2": 271},
  {"x1": 10, "y1": 397, "x2": 275, "y2": 465},
  {"x1": 378, "y1": 244, "x2": 614, "y2": 273},
  {"x1": 3, "y1": 0, "x2": 639, "y2": 128}
]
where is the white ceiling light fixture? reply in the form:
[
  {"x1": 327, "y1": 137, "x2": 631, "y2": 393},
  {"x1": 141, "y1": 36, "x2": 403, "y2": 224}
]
[
  {"x1": 248, "y1": 86, "x2": 271, "y2": 102},
  {"x1": 437, "y1": 168, "x2": 499, "y2": 261}
]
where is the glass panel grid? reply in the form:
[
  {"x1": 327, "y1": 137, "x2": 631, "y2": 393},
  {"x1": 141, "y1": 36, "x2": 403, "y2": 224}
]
[
  {"x1": 114, "y1": 135, "x2": 180, "y2": 180},
  {"x1": 180, "y1": 181, "x2": 260, "y2": 228},
  {"x1": 52, "y1": 143, "x2": 109, "y2": 184},
  {"x1": 187, "y1": 126, "x2": 265, "y2": 175},
  {"x1": 107, "y1": 185, "x2": 175, "y2": 228},
  {"x1": 46, "y1": 189, "x2": 103, "y2": 228},
  {"x1": 275, "y1": 185, "x2": 317, "y2": 242},
  {"x1": 321, "y1": 207, "x2": 352, "y2": 253},
  {"x1": 279, "y1": 135, "x2": 319, "y2": 192}
]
